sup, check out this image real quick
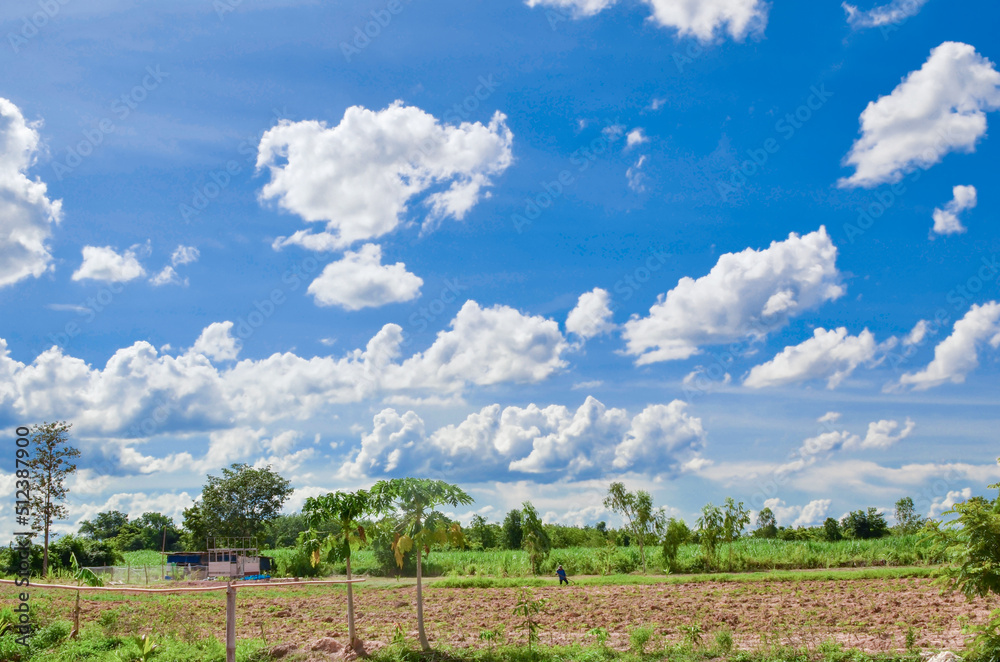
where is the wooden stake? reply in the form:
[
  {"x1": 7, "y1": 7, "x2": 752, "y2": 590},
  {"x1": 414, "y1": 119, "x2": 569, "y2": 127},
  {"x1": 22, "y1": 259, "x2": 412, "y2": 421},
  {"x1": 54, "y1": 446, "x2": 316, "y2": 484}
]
[{"x1": 226, "y1": 582, "x2": 236, "y2": 662}]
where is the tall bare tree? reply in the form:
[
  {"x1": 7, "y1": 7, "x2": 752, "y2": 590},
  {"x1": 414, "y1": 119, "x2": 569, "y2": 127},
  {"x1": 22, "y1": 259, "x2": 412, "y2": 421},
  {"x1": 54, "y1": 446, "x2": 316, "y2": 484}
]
[{"x1": 27, "y1": 421, "x2": 80, "y2": 576}]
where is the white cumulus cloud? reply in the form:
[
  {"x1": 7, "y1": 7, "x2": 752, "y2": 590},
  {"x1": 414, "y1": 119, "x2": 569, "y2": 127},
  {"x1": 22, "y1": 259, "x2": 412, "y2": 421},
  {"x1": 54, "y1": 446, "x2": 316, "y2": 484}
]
[
  {"x1": 839, "y1": 42, "x2": 1000, "y2": 188},
  {"x1": 899, "y1": 302, "x2": 1000, "y2": 390},
  {"x1": 932, "y1": 184, "x2": 977, "y2": 235},
  {"x1": 744, "y1": 327, "x2": 878, "y2": 389},
  {"x1": 0, "y1": 98, "x2": 63, "y2": 288},
  {"x1": 306, "y1": 243, "x2": 423, "y2": 310},
  {"x1": 566, "y1": 288, "x2": 615, "y2": 340},
  {"x1": 340, "y1": 396, "x2": 706, "y2": 480},
  {"x1": 623, "y1": 227, "x2": 844, "y2": 364},
  {"x1": 257, "y1": 101, "x2": 513, "y2": 249},
  {"x1": 72, "y1": 244, "x2": 148, "y2": 283}
]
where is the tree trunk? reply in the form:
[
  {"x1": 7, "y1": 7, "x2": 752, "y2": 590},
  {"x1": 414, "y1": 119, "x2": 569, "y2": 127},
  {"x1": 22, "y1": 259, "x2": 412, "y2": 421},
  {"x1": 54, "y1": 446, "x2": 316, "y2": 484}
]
[
  {"x1": 43, "y1": 521, "x2": 50, "y2": 577},
  {"x1": 416, "y1": 551, "x2": 429, "y2": 651},
  {"x1": 42, "y1": 469, "x2": 51, "y2": 577},
  {"x1": 72, "y1": 590, "x2": 80, "y2": 639},
  {"x1": 346, "y1": 555, "x2": 356, "y2": 646}
]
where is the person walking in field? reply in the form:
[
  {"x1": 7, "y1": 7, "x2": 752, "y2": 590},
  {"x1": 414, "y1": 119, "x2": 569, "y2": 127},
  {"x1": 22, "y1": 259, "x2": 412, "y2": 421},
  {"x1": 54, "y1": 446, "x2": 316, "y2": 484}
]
[{"x1": 556, "y1": 564, "x2": 569, "y2": 585}]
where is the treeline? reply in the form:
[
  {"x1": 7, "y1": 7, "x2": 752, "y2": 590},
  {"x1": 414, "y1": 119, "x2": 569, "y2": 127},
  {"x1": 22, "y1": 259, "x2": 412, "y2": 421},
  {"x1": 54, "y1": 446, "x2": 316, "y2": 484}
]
[{"x1": 4, "y1": 418, "x2": 929, "y2": 579}]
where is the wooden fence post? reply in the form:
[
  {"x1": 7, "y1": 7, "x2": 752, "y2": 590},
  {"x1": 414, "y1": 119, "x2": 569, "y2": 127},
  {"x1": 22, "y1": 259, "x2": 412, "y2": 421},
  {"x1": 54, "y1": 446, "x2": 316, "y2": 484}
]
[{"x1": 226, "y1": 582, "x2": 236, "y2": 662}]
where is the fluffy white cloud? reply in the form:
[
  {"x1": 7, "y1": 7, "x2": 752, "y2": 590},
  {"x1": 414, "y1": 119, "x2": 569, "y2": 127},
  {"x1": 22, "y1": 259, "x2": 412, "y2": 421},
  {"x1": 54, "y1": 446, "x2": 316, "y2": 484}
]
[
  {"x1": 643, "y1": 0, "x2": 768, "y2": 41},
  {"x1": 526, "y1": 0, "x2": 767, "y2": 41},
  {"x1": 839, "y1": 42, "x2": 1000, "y2": 188},
  {"x1": 903, "y1": 320, "x2": 929, "y2": 346},
  {"x1": 72, "y1": 244, "x2": 148, "y2": 283},
  {"x1": 611, "y1": 401, "x2": 706, "y2": 470},
  {"x1": 306, "y1": 243, "x2": 423, "y2": 310},
  {"x1": 0, "y1": 98, "x2": 63, "y2": 288},
  {"x1": 842, "y1": 0, "x2": 928, "y2": 28},
  {"x1": 932, "y1": 185, "x2": 977, "y2": 235},
  {"x1": 626, "y1": 128, "x2": 648, "y2": 148},
  {"x1": 257, "y1": 101, "x2": 513, "y2": 248},
  {"x1": 899, "y1": 302, "x2": 1000, "y2": 389},
  {"x1": 151, "y1": 244, "x2": 201, "y2": 286},
  {"x1": 149, "y1": 266, "x2": 183, "y2": 286},
  {"x1": 340, "y1": 396, "x2": 705, "y2": 480},
  {"x1": 763, "y1": 498, "x2": 831, "y2": 527},
  {"x1": 743, "y1": 327, "x2": 878, "y2": 389},
  {"x1": 858, "y1": 418, "x2": 916, "y2": 450},
  {"x1": 0, "y1": 300, "x2": 570, "y2": 436},
  {"x1": 389, "y1": 300, "x2": 568, "y2": 390},
  {"x1": 340, "y1": 408, "x2": 425, "y2": 478},
  {"x1": 623, "y1": 227, "x2": 844, "y2": 364},
  {"x1": 799, "y1": 417, "x2": 915, "y2": 456},
  {"x1": 929, "y1": 487, "x2": 972, "y2": 517},
  {"x1": 566, "y1": 288, "x2": 615, "y2": 340},
  {"x1": 171, "y1": 245, "x2": 200, "y2": 265},
  {"x1": 191, "y1": 321, "x2": 242, "y2": 362}
]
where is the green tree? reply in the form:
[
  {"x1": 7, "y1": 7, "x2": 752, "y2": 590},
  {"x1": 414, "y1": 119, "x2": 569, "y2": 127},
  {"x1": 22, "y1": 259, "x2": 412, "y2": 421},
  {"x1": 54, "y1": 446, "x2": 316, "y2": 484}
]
[
  {"x1": 894, "y1": 497, "x2": 925, "y2": 535},
  {"x1": 603, "y1": 482, "x2": 665, "y2": 574},
  {"x1": 521, "y1": 501, "x2": 551, "y2": 575},
  {"x1": 180, "y1": 503, "x2": 209, "y2": 550},
  {"x1": 823, "y1": 517, "x2": 843, "y2": 541},
  {"x1": 116, "y1": 513, "x2": 182, "y2": 551},
  {"x1": 661, "y1": 518, "x2": 691, "y2": 572},
  {"x1": 841, "y1": 508, "x2": 889, "y2": 540},
  {"x1": 27, "y1": 421, "x2": 80, "y2": 576},
  {"x1": 372, "y1": 478, "x2": 473, "y2": 651},
  {"x1": 468, "y1": 514, "x2": 497, "y2": 550},
  {"x1": 931, "y1": 474, "x2": 1000, "y2": 599},
  {"x1": 78, "y1": 511, "x2": 130, "y2": 542},
  {"x1": 303, "y1": 490, "x2": 383, "y2": 647},
  {"x1": 198, "y1": 463, "x2": 293, "y2": 539},
  {"x1": 754, "y1": 507, "x2": 778, "y2": 539},
  {"x1": 502, "y1": 509, "x2": 523, "y2": 550},
  {"x1": 697, "y1": 503, "x2": 724, "y2": 568}
]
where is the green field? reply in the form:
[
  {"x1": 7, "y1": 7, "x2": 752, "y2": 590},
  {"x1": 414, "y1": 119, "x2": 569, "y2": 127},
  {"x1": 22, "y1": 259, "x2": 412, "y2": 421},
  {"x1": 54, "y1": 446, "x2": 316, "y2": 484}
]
[{"x1": 238, "y1": 534, "x2": 938, "y2": 579}]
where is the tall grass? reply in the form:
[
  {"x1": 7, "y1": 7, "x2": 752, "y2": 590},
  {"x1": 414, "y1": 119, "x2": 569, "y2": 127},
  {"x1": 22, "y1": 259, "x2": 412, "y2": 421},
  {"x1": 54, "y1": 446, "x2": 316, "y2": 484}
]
[{"x1": 259, "y1": 534, "x2": 939, "y2": 579}]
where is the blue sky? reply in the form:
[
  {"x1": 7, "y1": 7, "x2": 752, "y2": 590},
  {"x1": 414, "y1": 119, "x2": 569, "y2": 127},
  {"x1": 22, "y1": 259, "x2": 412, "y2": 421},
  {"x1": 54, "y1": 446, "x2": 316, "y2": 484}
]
[{"x1": 1, "y1": 0, "x2": 999, "y2": 537}]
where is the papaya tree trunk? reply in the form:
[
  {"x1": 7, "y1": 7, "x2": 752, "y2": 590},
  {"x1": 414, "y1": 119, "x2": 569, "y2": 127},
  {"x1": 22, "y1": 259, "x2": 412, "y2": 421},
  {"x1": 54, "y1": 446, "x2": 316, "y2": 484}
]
[
  {"x1": 416, "y1": 551, "x2": 429, "y2": 651},
  {"x1": 346, "y1": 555, "x2": 356, "y2": 646}
]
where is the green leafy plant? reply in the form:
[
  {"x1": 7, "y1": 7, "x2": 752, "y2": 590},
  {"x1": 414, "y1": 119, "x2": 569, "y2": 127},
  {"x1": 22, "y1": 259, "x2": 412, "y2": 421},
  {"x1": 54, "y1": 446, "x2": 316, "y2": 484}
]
[
  {"x1": 714, "y1": 627, "x2": 734, "y2": 655},
  {"x1": 521, "y1": 501, "x2": 551, "y2": 576},
  {"x1": 629, "y1": 625, "x2": 654, "y2": 655},
  {"x1": 512, "y1": 587, "x2": 548, "y2": 654},
  {"x1": 680, "y1": 622, "x2": 703, "y2": 648},
  {"x1": 133, "y1": 633, "x2": 159, "y2": 662},
  {"x1": 479, "y1": 625, "x2": 505, "y2": 652},
  {"x1": 587, "y1": 626, "x2": 609, "y2": 649}
]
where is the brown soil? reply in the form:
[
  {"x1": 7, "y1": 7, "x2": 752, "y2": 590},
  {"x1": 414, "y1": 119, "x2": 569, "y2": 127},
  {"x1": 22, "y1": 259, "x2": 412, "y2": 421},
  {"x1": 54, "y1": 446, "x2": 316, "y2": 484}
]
[{"x1": 4, "y1": 576, "x2": 993, "y2": 655}]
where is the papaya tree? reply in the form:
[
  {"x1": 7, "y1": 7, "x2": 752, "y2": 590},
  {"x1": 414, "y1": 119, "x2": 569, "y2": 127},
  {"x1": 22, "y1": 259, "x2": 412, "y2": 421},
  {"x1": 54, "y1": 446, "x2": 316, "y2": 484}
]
[
  {"x1": 371, "y1": 478, "x2": 472, "y2": 651},
  {"x1": 302, "y1": 489, "x2": 381, "y2": 647}
]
